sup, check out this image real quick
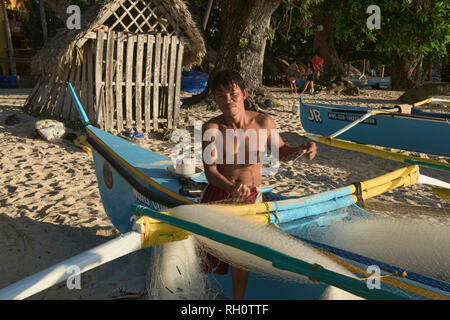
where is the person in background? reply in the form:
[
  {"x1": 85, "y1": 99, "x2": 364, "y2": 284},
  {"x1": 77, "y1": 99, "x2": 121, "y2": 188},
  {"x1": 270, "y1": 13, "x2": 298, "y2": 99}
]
[
  {"x1": 287, "y1": 60, "x2": 301, "y2": 95},
  {"x1": 300, "y1": 60, "x2": 316, "y2": 96}
]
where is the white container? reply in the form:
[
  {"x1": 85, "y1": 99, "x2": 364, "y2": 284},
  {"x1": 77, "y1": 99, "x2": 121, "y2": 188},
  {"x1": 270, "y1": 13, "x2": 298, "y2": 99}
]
[{"x1": 175, "y1": 158, "x2": 195, "y2": 175}]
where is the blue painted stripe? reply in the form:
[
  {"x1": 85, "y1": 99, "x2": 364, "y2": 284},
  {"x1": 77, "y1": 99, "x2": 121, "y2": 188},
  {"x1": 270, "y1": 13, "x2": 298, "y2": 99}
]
[
  {"x1": 270, "y1": 195, "x2": 355, "y2": 225},
  {"x1": 272, "y1": 187, "x2": 353, "y2": 213},
  {"x1": 295, "y1": 237, "x2": 450, "y2": 293},
  {"x1": 68, "y1": 82, "x2": 90, "y2": 125}
]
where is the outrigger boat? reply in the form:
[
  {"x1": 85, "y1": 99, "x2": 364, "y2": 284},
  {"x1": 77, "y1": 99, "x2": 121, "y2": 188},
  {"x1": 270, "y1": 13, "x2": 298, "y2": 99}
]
[
  {"x1": 412, "y1": 97, "x2": 450, "y2": 107},
  {"x1": 299, "y1": 98, "x2": 450, "y2": 157},
  {"x1": 0, "y1": 84, "x2": 449, "y2": 300},
  {"x1": 306, "y1": 134, "x2": 450, "y2": 174},
  {"x1": 349, "y1": 76, "x2": 391, "y2": 88}
]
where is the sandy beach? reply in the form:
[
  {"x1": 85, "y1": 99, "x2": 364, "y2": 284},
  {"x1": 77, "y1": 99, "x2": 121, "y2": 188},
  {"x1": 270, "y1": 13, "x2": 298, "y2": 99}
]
[{"x1": 0, "y1": 87, "x2": 449, "y2": 299}]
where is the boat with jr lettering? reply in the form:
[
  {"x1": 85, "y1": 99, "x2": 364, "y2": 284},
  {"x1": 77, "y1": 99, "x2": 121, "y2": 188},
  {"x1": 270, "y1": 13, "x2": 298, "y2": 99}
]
[
  {"x1": 299, "y1": 98, "x2": 450, "y2": 158},
  {"x1": 0, "y1": 84, "x2": 449, "y2": 300}
]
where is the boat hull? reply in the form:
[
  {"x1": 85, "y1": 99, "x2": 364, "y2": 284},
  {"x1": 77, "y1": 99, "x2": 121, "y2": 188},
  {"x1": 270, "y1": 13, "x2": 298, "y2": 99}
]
[
  {"x1": 349, "y1": 77, "x2": 391, "y2": 87},
  {"x1": 300, "y1": 102, "x2": 450, "y2": 157},
  {"x1": 87, "y1": 126, "x2": 354, "y2": 299}
]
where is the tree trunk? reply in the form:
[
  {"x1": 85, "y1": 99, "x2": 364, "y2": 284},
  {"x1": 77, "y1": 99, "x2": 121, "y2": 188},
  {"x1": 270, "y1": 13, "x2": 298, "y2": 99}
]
[
  {"x1": 413, "y1": 58, "x2": 422, "y2": 82},
  {"x1": 40, "y1": 0, "x2": 48, "y2": 45},
  {"x1": 313, "y1": 14, "x2": 345, "y2": 82},
  {"x1": 202, "y1": 0, "x2": 214, "y2": 30},
  {"x1": 182, "y1": 0, "x2": 280, "y2": 108},
  {"x1": 44, "y1": 0, "x2": 70, "y2": 22},
  {"x1": 391, "y1": 55, "x2": 421, "y2": 90},
  {"x1": 214, "y1": 0, "x2": 281, "y2": 94},
  {"x1": 1, "y1": 0, "x2": 16, "y2": 76}
]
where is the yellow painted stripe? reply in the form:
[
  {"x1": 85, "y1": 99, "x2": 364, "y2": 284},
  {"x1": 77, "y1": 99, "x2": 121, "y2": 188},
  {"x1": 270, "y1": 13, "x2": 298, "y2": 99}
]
[
  {"x1": 317, "y1": 136, "x2": 450, "y2": 170},
  {"x1": 87, "y1": 127, "x2": 193, "y2": 204},
  {"x1": 359, "y1": 166, "x2": 419, "y2": 199},
  {"x1": 204, "y1": 203, "x2": 274, "y2": 215}
]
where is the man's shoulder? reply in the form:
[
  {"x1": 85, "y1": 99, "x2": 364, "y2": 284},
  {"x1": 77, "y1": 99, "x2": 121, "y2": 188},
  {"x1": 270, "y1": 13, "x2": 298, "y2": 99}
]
[
  {"x1": 247, "y1": 111, "x2": 275, "y2": 127},
  {"x1": 203, "y1": 115, "x2": 223, "y2": 128}
]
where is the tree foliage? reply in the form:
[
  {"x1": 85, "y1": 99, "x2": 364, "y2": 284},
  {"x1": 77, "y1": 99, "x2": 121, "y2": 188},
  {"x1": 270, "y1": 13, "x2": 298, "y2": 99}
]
[
  {"x1": 18, "y1": 0, "x2": 64, "y2": 49},
  {"x1": 266, "y1": 1, "x2": 320, "y2": 62},
  {"x1": 267, "y1": 0, "x2": 449, "y2": 87},
  {"x1": 18, "y1": 0, "x2": 96, "y2": 49},
  {"x1": 189, "y1": 0, "x2": 222, "y2": 51},
  {"x1": 16, "y1": 0, "x2": 449, "y2": 89},
  {"x1": 333, "y1": 0, "x2": 449, "y2": 63}
]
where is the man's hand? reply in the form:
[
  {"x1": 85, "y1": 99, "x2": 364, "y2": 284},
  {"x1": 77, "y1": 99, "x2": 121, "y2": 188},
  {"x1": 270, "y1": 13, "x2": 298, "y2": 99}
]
[
  {"x1": 231, "y1": 184, "x2": 253, "y2": 203},
  {"x1": 280, "y1": 142, "x2": 317, "y2": 161},
  {"x1": 300, "y1": 142, "x2": 317, "y2": 160}
]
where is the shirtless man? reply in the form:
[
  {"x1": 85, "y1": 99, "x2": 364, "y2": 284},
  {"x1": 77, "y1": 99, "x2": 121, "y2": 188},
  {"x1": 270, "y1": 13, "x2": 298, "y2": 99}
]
[{"x1": 200, "y1": 70, "x2": 317, "y2": 300}]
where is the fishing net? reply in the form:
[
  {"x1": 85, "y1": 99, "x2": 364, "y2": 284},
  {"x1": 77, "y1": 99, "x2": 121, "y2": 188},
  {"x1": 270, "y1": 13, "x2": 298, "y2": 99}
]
[
  {"x1": 284, "y1": 204, "x2": 450, "y2": 299},
  {"x1": 146, "y1": 202, "x2": 449, "y2": 300},
  {"x1": 146, "y1": 204, "x2": 363, "y2": 300},
  {"x1": 288, "y1": 205, "x2": 450, "y2": 282},
  {"x1": 146, "y1": 237, "x2": 222, "y2": 300}
]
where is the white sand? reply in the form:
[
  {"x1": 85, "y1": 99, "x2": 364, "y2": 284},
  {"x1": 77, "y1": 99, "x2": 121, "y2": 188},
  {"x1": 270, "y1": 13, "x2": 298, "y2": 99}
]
[{"x1": 0, "y1": 87, "x2": 449, "y2": 299}]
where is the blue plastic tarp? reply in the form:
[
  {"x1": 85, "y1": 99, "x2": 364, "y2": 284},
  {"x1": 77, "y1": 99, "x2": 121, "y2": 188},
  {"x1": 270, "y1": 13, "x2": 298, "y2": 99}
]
[
  {"x1": 181, "y1": 70, "x2": 208, "y2": 93},
  {"x1": 0, "y1": 75, "x2": 18, "y2": 88}
]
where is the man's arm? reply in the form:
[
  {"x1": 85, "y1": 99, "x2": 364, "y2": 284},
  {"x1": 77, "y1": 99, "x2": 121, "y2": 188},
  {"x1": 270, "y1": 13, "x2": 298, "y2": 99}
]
[{"x1": 265, "y1": 115, "x2": 317, "y2": 161}]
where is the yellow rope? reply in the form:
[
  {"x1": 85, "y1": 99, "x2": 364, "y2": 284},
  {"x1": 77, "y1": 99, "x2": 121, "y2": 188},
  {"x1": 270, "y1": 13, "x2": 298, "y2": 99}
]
[{"x1": 317, "y1": 249, "x2": 449, "y2": 300}]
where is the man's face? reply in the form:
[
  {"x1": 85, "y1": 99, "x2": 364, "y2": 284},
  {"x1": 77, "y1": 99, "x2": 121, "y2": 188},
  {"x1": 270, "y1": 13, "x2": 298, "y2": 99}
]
[{"x1": 214, "y1": 83, "x2": 247, "y2": 117}]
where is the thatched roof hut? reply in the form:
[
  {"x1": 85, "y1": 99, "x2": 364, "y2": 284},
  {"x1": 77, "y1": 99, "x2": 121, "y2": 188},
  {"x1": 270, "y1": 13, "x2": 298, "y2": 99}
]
[
  {"x1": 31, "y1": 0, "x2": 206, "y2": 77},
  {"x1": 26, "y1": 0, "x2": 206, "y2": 133}
]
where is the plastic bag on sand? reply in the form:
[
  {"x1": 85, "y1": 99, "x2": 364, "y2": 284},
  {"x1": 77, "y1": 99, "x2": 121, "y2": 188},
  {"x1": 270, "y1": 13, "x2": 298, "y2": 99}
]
[{"x1": 35, "y1": 119, "x2": 66, "y2": 142}]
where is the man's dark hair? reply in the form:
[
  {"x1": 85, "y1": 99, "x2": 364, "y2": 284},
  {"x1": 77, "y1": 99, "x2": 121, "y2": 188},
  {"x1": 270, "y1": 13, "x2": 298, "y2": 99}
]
[{"x1": 209, "y1": 70, "x2": 246, "y2": 95}]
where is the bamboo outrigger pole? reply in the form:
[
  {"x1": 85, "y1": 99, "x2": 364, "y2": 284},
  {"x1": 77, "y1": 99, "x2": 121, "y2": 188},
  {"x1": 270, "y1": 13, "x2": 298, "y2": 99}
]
[{"x1": 0, "y1": 232, "x2": 143, "y2": 300}]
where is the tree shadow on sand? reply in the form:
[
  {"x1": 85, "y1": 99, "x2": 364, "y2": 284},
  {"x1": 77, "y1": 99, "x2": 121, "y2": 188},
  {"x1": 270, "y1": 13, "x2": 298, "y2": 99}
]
[{"x1": 0, "y1": 213, "x2": 150, "y2": 300}]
